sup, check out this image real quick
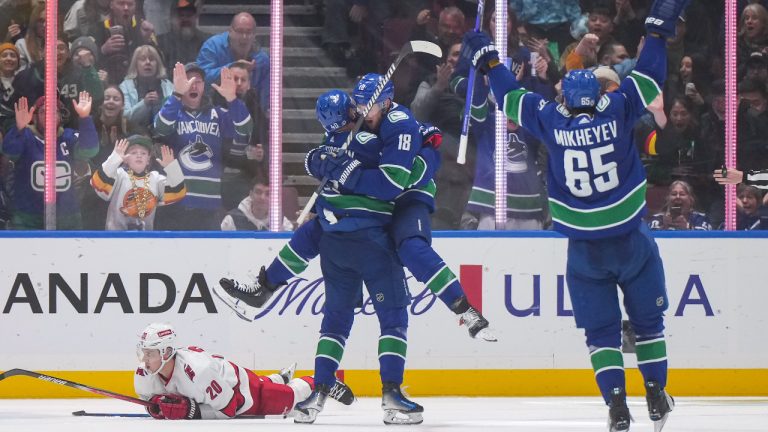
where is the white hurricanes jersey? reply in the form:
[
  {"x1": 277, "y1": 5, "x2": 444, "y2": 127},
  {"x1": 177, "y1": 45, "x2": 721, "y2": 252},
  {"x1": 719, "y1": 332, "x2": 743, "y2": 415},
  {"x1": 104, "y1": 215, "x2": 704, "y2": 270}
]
[{"x1": 134, "y1": 347, "x2": 256, "y2": 419}]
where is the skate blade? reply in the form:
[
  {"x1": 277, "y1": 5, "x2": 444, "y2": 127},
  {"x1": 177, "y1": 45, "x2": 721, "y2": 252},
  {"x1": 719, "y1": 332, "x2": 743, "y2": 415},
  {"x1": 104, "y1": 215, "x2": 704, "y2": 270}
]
[
  {"x1": 474, "y1": 327, "x2": 498, "y2": 342},
  {"x1": 212, "y1": 284, "x2": 256, "y2": 322},
  {"x1": 293, "y1": 409, "x2": 319, "y2": 424},
  {"x1": 280, "y1": 362, "x2": 297, "y2": 383},
  {"x1": 383, "y1": 410, "x2": 423, "y2": 425}
]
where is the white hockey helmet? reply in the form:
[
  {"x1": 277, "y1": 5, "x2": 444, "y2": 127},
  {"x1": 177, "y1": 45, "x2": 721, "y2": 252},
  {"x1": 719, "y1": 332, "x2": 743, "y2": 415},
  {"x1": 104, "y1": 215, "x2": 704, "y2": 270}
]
[{"x1": 137, "y1": 323, "x2": 177, "y2": 374}]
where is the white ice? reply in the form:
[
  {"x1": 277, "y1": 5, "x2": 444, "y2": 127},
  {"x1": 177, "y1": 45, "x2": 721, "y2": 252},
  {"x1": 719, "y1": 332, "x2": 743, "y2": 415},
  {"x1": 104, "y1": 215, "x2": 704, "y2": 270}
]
[{"x1": 1, "y1": 397, "x2": 766, "y2": 432}]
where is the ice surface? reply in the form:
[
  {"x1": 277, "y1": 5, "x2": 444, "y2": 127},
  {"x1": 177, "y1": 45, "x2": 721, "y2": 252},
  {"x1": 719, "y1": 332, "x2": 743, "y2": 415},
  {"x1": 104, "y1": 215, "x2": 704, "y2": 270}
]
[{"x1": 0, "y1": 396, "x2": 765, "y2": 432}]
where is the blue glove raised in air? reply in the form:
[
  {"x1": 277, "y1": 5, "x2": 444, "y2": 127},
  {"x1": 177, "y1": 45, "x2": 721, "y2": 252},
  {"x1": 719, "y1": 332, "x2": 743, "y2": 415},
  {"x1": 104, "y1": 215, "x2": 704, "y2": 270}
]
[
  {"x1": 461, "y1": 31, "x2": 499, "y2": 73},
  {"x1": 644, "y1": 0, "x2": 690, "y2": 39}
]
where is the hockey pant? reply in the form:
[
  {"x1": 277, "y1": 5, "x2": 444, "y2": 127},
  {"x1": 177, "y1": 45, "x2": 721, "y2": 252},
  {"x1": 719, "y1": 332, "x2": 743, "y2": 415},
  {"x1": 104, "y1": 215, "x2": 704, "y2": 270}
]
[
  {"x1": 392, "y1": 200, "x2": 465, "y2": 309},
  {"x1": 566, "y1": 224, "x2": 669, "y2": 404},
  {"x1": 313, "y1": 227, "x2": 410, "y2": 387}
]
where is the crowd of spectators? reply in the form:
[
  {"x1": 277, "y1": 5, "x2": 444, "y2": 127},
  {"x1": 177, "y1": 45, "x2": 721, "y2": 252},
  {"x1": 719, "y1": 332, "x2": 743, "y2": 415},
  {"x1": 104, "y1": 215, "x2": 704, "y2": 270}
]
[
  {"x1": 0, "y1": 0, "x2": 764, "y2": 232},
  {"x1": 0, "y1": 0, "x2": 276, "y2": 231},
  {"x1": 321, "y1": 0, "x2": 766, "y2": 232}
]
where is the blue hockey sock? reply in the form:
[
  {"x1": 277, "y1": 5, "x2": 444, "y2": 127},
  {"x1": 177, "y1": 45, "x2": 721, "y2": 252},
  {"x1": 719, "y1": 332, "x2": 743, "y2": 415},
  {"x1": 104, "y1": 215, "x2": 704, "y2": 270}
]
[
  {"x1": 435, "y1": 277, "x2": 464, "y2": 309},
  {"x1": 377, "y1": 307, "x2": 408, "y2": 385},
  {"x1": 314, "y1": 334, "x2": 345, "y2": 387},
  {"x1": 266, "y1": 219, "x2": 322, "y2": 285},
  {"x1": 590, "y1": 347, "x2": 626, "y2": 405},
  {"x1": 635, "y1": 335, "x2": 668, "y2": 389},
  {"x1": 398, "y1": 237, "x2": 466, "y2": 310}
]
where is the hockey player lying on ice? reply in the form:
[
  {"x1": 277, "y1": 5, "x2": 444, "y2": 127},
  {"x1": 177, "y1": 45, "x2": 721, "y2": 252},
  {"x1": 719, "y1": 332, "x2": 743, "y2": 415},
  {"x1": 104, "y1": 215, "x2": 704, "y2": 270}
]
[{"x1": 134, "y1": 322, "x2": 354, "y2": 419}]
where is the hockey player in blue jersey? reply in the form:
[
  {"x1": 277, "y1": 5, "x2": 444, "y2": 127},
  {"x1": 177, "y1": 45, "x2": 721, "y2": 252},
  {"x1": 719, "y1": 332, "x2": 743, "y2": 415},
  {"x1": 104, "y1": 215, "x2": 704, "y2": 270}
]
[
  {"x1": 464, "y1": 0, "x2": 689, "y2": 430},
  {"x1": 154, "y1": 62, "x2": 253, "y2": 230},
  {"x1": 217, "y1": 87, "x2": 495, "y2": 341},
  {"x1": 281, "y1": 92, "x2": 423, "y2": 425}
]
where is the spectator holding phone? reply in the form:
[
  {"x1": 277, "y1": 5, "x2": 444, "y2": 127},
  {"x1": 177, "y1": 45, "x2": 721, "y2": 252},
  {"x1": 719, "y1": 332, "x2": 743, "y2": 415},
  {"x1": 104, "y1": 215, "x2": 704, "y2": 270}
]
[
  {"x1": 95, "y1": 0, "x2": 157, "y2": 84},
  {"x1": 648, "y1": 180, "x2": 711, "y2": 231}
]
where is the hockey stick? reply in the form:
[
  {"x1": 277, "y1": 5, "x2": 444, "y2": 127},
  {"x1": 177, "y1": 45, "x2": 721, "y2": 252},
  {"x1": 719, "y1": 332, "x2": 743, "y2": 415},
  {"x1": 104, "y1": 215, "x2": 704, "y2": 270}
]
[
  {"x1": 72, "y1": 410, "x2": 284, "y2": 419},
  {"x1": 0, "y1": 369, "x2": 156, "y2": 409},
  {"x1": 72, "y1": 410, "x2": 151, "y2": 418},
  {"x1": 457, "y1": 0, "x2": 485, "y2": 165},
  {"x1": 295, "y1": 40, "x2": 443, "y2": 225}
]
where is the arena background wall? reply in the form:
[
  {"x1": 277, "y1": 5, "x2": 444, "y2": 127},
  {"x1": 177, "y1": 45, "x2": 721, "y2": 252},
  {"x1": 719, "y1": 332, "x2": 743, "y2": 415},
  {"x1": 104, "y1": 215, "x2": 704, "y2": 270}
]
[{"x1": 0, "y1": 232, "x2": 766, "y2": 398}]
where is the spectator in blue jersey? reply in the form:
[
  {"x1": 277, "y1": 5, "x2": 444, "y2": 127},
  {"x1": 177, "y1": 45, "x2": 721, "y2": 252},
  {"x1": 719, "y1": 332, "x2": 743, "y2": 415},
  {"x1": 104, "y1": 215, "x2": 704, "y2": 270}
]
[
  {"x1": 463, "y1": 0, "x2": 689, "y2": 429},
  {"x1": 119, "y1": 45, "x2": 174, "y2": 130},
  {"x1": 220, "y1": 178, "x2": 293, "y2": 231},
  {"x1": 648, "y1": 180, "x2": 711, "y2": 230},
  {"x1": 1, "y1": 91, "x2": 98, "y2": 229},
  {"x1": 196, "y1": 12, "x2": 269, "y2": 114},
  {"x1": 464, "y1": 118, "x2": 547, "y2": 230},
  {"x1": 153, "y1": 62, "x2": 253, "y2": 230}
]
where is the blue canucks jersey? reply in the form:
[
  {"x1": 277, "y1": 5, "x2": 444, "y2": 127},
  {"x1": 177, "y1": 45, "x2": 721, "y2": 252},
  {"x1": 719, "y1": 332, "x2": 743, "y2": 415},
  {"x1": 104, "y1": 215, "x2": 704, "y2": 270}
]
[
  {"x1": 154, "y1": 96, "x2": 252, "y2": 209},
  {"x1": 499, "y1": 38, "x2": 666, "y2": 239},
  {"x1": 1, "y1": 119, "x2": 99, "y2": 215}
]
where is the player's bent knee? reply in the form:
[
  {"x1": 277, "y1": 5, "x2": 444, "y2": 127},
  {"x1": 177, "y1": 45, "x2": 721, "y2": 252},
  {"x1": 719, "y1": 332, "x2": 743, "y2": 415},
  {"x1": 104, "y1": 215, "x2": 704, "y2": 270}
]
[
  {"x1": 376, "y1": 306, "x2": 409, "y2": 336},
  {"x1": 320, "y1": 308, "x2": 355, "y2": 337},
  {"x1": 584, "y1": 322, "x2": 622, "y2": 348}
]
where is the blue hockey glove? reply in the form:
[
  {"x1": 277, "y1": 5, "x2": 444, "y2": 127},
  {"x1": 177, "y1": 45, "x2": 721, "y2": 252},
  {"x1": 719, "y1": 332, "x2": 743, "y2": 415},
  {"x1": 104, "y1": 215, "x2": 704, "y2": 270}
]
[
  {"x1": 461, "y1": 31, "x2": 500, "y2": 73},
  {"x1": 321, "y1": 151, "x2": 362, "y2": 189},
  {"x1": 645, "y1": 0, "x2": 690, "y2": 39},
  {"x1": 304, "y1": 145, "x2": 339, "y2": 179}
]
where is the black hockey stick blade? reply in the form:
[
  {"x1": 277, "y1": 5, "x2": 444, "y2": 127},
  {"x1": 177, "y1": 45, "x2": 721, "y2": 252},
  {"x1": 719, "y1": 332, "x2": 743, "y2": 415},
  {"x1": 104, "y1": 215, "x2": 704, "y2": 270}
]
[
  {"x1": 72, "y1": 410, "x2": 150, "y2": 418},
  {"x1": 0, "y1": 368, "x2": 156, "y2": 409}
]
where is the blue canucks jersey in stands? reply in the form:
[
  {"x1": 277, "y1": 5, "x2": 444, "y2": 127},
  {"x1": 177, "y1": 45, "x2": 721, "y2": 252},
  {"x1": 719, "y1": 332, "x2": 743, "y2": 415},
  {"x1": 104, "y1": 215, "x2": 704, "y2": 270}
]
[
  {"x1": 154, "y1": 96, "x2": 252, "y2": 209},
  {"x1": 1, "y1": 119, "x2": 98, "y2": 215}
]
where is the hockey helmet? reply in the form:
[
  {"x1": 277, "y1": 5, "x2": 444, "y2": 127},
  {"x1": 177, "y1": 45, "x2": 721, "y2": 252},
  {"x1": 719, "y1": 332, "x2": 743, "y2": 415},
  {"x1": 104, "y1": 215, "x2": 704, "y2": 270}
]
[
  {"x1": 562, "y1": 69, "x2": 600, "y2": 109},
  {"x1": 137, "y1": 322, "x2": 177, "y2": 374},
  {"x1": 316, "y1": 89, "x2": 355, "y2": 133},
  {"x1": 352, "y1": 73, "x2": 394, "y2": 107}
]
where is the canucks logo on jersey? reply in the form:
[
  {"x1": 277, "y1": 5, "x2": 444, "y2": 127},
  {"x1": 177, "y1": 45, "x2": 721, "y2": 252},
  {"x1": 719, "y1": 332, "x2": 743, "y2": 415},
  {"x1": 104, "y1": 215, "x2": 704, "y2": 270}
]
[{"x1": 179, "y1": 135, "x2": 214, "y2": 172}]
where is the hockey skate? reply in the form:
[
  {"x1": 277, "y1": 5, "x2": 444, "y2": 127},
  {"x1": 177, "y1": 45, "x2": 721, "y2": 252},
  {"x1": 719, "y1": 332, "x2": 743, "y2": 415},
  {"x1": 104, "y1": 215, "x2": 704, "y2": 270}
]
[
  {"x1": 381, "y1": 382, "x2": 423, "y2": 425},
  {"x1": 451, "y1": 296, "x2": 497, "y2": 342},
  {"x1": 214, "y1": 266, "x2": 285, "y2": 321},
  {"x1": 328, "y1": 379, "x2": 356, "y2": 405},
  {"x1": 607, "y1": 387, "x2": 631, "y2": 432},
  {"x1": 293, "y1": 384, "x2": 329, "y2": 424},
  {"x1": 645, "y1": 380, "x2": 674, "y2": 432}
]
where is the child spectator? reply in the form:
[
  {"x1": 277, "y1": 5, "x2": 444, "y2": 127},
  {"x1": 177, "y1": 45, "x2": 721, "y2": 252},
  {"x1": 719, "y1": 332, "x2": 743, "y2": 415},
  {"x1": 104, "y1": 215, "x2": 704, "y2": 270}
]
[{"x1": 91, "y1": 135, "x2": 186, "y2": 230}]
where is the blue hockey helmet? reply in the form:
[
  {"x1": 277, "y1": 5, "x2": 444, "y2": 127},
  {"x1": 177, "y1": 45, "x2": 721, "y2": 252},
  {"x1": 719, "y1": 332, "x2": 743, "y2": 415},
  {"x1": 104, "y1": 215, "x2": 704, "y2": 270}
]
[
  {"x1": 316, "y1": 89, "x2": 355, "y2": 132},
  {"x1": 562, "y1": 69, "x2": 600, "y2": 109},
  {"x1": 352, "y1": 73, "x2": 394, "y2": 106}
]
